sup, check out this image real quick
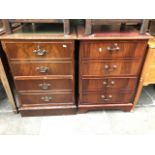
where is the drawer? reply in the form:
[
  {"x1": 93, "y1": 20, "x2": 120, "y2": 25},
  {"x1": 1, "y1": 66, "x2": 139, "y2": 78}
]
[
  {"x1": 19, "y1": 92, "x2": 73, "y2": 105},
  {"x1": 81, "y1": 91, "x2": 134, "y2": 104},
  {"x1": 15, "y1": 79, "x2": 72, "y2": 92},
  {"x1": 82, "y1": 77, "x2": 138, "y2": 91},
  {"x1": 82, "y1": 60, "x2": 142, "y2": 76},
  {"x1": 80, "y1": 41, "x2": 147, "y2": 59},
  {"x1": 10, "y1": 61, "x2": 73, "y2": 76},
  {"x1": 4, "y1": 41, "x2": 74, "y2": 60}
]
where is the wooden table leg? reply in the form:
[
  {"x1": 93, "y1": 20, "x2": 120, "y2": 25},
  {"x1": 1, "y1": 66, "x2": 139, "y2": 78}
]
[{"x1": 0, "y1": 58, "x2": 17, "y2": 113}]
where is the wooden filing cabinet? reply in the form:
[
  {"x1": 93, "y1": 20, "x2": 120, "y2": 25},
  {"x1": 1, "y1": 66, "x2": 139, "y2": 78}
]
[
  {"x1": 78, "y1": 38, "x2": 149, "y2": 112},
  {"x1": 1, "y1": 40, "x2": 76, "y2": 116}
]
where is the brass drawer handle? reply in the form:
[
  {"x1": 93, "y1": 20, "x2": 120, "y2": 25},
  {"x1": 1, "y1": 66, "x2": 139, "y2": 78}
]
[
  {"x1": 103, "y1": 80, "x2": 115, "y2": 87},
  {"x1": 41, "y1": 96, "x2": 52, "y2": 102},
  {"x1": 107, "y1": 43, "x2": 120, "y2": 52},
  {"x1": 103, "y1": 79, "x2": 110, "y2": 87},
  {"x1": 104, "y1": 64, "x2": 117, "y2": 72},
  {"x1": 33, "y1": 45, "x2": 48, "y2": 56},
  {"x1": 39, "y1": 82, "x2": 51, "y2": 90},
  {"x1": 101, "y1": 94, "x2": 112, "y2": 101},
  {"x1": 36, "y1": 66, "x2": 49, "y2": 73}
]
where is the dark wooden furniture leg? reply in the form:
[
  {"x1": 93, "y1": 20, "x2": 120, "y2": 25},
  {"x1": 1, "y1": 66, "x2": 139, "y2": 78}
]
[
  {"x1": 85, "y1": 19, "x2": 92, "y2": 35},
  {"x1": 2, "y1": 19, "x2": 12, "y2": 34},
  {"x1": 140, "y1": 19, "x2": 149, "y2": 34},
  {"x1": 64, "y1": 19, "x2": 70, "y2": 35}
]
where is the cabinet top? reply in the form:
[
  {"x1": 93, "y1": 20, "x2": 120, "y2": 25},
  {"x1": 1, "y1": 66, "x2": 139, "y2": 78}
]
[
  {"x1": 0, "y1": 33, "x2": 77, "y2": 40},
  {"x1": 77, "y1": 26, "x2": 151, "y2": 40}
]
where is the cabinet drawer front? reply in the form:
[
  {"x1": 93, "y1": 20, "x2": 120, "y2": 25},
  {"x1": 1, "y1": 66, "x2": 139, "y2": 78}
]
[
  {"x1": 15, "y1": 79, "x2": 72, "y2": 91},
  {"x1": 11, "y1": 61, "x2": 73, "y2": 76},
  {"x1": 4, "y1": 41, "x2": 74, "y2": 60},
  {"x1": 80, "y1": 41, "x2": 146, "y2": 59},
  {"x1": 81, "y1": 92, "x2": 134, "y2": 104},
  {"x1": 82, "y1": 60, "x2": 142, "y2": 76},
  {"x1": 19, "y1": 92, "x2": 73, "y2": 105},
  {"x1": 82, "y1": 78, "x2": 138, "y2": 91}
]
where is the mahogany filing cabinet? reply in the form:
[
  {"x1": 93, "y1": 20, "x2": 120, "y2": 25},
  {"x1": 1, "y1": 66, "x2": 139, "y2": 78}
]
[
  {"x1": 77, "y1": 26, "x2": 150, "y2": 113},
  {"x1": 1, "y1": 37, "x2": 77, "y2": 116}
]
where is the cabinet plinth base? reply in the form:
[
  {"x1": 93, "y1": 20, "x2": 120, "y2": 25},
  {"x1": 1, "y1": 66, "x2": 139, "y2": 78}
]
[
  {"x1": 19, "y1": 105, "x2": 77, "y2": 117},
  {"x1": 78, "y1": 103, "x2": 133, "y2": 113}
]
